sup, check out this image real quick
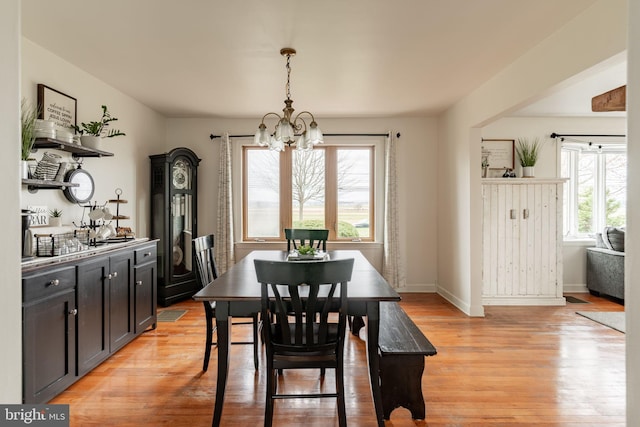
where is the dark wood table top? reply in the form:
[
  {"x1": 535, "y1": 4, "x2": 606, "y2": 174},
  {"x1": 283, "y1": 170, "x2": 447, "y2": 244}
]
[{"x1": 192, "y1": 250, "x2": 400, "y2": 302}]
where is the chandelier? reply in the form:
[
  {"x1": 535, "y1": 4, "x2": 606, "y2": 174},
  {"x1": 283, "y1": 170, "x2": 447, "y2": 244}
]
[{"x1": 254, "y1": 48, "x2": 323, "y2": 151}]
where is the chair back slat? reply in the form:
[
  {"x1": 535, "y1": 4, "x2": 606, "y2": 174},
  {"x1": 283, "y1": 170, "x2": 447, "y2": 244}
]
[
  {"x1": 193, "y1": 234, "x2": 218, "y2": 288},
  {"x1": 255, "y1": 258, "x2": 354, "y2": 350},
  {"x1": 285, "y1": 228, "x2": 329, "y2": 252}
]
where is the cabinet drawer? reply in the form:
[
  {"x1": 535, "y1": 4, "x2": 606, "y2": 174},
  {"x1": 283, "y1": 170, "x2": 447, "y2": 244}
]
[
  {"x1": 23, "y1": 266, "x2": 76, "y2": 303},
  {"x1": 134, "y1": 244, "x2": 157, "y2": 265}
]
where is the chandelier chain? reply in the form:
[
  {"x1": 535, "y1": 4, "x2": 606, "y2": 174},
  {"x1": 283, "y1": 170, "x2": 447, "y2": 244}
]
[{"x1": 285, "y1": 54, "x2": 292, "y2": 100}]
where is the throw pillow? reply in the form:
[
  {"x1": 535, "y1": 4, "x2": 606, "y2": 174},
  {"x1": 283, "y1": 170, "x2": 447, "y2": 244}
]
[
  {"x1": 595, "y1": 233, "x2": 607, "y2": 249},
  {"x1": 603, "y1": 227, "x2": 625, "y2": 252}
]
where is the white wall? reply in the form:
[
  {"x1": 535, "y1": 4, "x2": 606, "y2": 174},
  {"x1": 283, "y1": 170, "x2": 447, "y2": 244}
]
[
  {"x1": 20, "y1": 39, "x2": 167, "y2": 238},
  {"x1": 482, "y1": 116, "x2": 627, "y2": 290},
  {"x1": 0, "y1": 0, "x2": 23, "y2": 403},
  {"x1": 166, "y1": 116, "x2": 439, "y2": 290},
  {"x1": 436, "y1": 0, "x2": 627, "y2": 317},
  {"x1": 626, "y1": 1, "x2": 639, "y2": 423}
]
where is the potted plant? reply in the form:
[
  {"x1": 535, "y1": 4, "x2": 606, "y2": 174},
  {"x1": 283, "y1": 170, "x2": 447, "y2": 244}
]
[
  {"x1": 515, "y1": 137, "x2": 543, "y2": 178},
  {"x1": 73, "y1": 105, "x2": 125, "y2": 150},
  {"x1": 49, "y1": 208, "x2": 63, "y2": 227},
  {"x1": 296, "y1": 245, "x2": 316, "y2": 259},
  {"x1": 21, "y1": 99, "x2": 38, "y2": 178}
]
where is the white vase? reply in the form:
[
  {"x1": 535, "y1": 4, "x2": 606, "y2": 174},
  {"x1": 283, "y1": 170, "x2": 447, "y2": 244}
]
[
  {"x1": 81, "y1": 135, "x2": 102, "y2": 150},
  {"x1": 49, "y1": 217, "x2": 62, "y2": 227},
  {"x1": 21, "y1": 160, "x2": 29, "y2": 179},
  {"x1": 522, "y1": 166, "x2": 535, "y2": 178}
]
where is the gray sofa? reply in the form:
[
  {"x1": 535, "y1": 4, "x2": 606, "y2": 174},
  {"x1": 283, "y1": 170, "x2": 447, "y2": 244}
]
[{"x1": 586, "y1": 227, "x2": 625, "y2": 301}]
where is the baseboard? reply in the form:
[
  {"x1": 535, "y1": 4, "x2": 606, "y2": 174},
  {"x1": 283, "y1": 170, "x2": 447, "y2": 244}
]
[
  {"x1": 563, "y1": 284, "x2": 589, "y2": 293},
  {"x1": 435, "y1": 286, "x2": 477, "y2": 316},
  {"x1": 483, "y1": 296, "x2": 566, "y2": 306},
  {"x1": 395, "y1": 283, "x2": 436, "y2": 293}
]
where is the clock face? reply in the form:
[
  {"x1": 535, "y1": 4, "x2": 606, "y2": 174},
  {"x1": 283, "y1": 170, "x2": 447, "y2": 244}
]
[
  {"x1": 172, "y1": 159, "x2": 189, "y2": 189},
  {"x1": 63, "y1": 167, "x2": 95, "y2": 203}
]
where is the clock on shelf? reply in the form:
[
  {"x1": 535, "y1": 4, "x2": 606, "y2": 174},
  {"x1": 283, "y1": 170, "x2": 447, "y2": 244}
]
[{"x1": 149, "y1": 147, "x2": 201, "y2": 306}]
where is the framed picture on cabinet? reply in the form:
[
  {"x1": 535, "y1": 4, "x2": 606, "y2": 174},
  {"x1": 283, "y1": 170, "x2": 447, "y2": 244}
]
[
  {"x1": 481, "y1": 139, "x2": 515, "y2": 170},
  {"x1": 37, "y1": 84, "x2": 77, "y2": 129}
]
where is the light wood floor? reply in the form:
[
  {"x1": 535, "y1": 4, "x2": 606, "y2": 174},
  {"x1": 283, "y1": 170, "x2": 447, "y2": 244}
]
[{"x1": 51, "y1": 293, "x2": 626, "y2": 426}]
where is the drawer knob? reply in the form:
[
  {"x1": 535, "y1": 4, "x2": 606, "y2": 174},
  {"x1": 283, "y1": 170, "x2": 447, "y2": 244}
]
[
  {"x1": 145, "y1": 252, "x2": 152, "y2": 257},
  {"x1": 49, "y1": 279, "x2": 60, "y2": 286},
  {"x1": 69, "y1": 308, "x2": 78, "y2": 316},
  {"x1": 111, "y1": 272, "x2": 118, "y2": 278},
  {"x1": 136, "y1": 280, "x2": 143, "y2": 286}
]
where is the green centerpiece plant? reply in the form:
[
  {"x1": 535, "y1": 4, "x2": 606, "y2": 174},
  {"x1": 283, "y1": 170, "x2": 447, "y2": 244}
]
[{"x1": 297, "y1": 245, "x2": 316, "y2": 257}]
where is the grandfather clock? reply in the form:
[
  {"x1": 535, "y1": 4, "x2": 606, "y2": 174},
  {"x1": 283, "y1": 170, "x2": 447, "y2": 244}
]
[{"x1": 149, "y1": 147, "x2": 201, "y2": 306}]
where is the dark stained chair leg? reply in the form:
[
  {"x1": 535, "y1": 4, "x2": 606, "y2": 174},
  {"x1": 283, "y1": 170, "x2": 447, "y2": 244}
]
[
  {"x1": 336, "y1": 359, "x2": 347, "y2": 427},
  {"x1": 203, "y1": 312, "x2": 216, "y2": 372},
  {"x1": 253, "y1": 314, "x2": 259, "y2": 371}
]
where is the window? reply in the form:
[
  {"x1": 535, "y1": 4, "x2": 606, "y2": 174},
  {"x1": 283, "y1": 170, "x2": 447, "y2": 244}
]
[
  {"x1": 243, "y1": 144, "x2": 375, "y2": 242},
  {"x1": 561, "y1": 142, "x2": 626, "y2": 238}
]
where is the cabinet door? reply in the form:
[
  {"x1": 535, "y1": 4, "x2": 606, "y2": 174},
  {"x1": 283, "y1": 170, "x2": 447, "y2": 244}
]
[
  {"x1": 134, "y1": 260, "x2": 157, "y2": 333},
  {"x1": 23, "y1": 290, "x2": 76, "y2": 404},
  {"x1": 109, "y1": 251, "x2": 134, "y2": 352},
  {"x1": 482, "y1": 182, "x2": 563, "y2": 303},
  {"x1": 519, "y1": 183, "x2": 560, "y2": 297},
  {"x1": 76, "y1": 257, "x2": 110, "y2": 376}
]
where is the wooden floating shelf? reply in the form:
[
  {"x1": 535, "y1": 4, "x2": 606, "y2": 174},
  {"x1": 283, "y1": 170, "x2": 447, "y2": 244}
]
[
  {"x1": 33, "y1": 137, "x2": 114, "y2": 157},
  {"x1": 22, "y1": 178, "x2": 79, "y2": 190}
]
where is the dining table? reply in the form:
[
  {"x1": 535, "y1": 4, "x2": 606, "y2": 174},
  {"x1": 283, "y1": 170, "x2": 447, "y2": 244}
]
[{"x1": 192, "y1": 249, "x2": 401, "y2": 427}]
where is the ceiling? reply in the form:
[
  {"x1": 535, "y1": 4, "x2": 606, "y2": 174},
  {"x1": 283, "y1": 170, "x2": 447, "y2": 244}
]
[{"x1": 21, "y1": 0, "x2": 622, "y2": 119}]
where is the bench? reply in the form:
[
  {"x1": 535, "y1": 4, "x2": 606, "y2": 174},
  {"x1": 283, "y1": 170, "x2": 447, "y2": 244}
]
[{"x1": 378, "y1": 301, "x2": 437, "y2": 420}]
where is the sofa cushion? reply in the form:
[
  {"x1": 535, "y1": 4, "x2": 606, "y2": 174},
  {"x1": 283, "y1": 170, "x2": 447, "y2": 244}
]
[
  {"x1": 595, "y1": 233, "x2": 607, "y2": 248},
  {"x1": 603, "y1": 227, "x2": 625, "y2": 252}
]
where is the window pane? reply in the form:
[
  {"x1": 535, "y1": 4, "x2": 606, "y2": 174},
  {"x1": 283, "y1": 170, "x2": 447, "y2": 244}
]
[
  {"x1": 337, "y1": 149, "x2": 371, "y2": 239},
  {"x1": 291, "y1": 150, "x2": 325, "y2": 228},
  {"x1": 604, "y1": 153, "x2": 626, "y2": 227},
  {"x1": 560, "y1": 150, "x2": 571, "y2": 236},
  {"x1": 577, "y1": 153, "x2": 595, "y2": 234},
  {"x1": 246, "y1": 149, "x2": 280, "y2": 237}
]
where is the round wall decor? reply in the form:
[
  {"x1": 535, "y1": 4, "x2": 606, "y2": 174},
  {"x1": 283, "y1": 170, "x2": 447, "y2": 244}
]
[{"x1": 63, "y1": 167, "x2": 95, "y2": 204}]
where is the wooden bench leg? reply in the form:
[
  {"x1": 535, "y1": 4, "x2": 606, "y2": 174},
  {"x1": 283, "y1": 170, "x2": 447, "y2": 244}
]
[
  {"x1": 349, "y1": 315, "x2": 365, "y2": 336},
  {"x1": 379, "y1": 354, "x2": 426, "y2": 420}
]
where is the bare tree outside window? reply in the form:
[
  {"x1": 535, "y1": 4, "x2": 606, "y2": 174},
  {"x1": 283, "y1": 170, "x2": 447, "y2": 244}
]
[{"x1": 243, "y1": 144, "x2": 375, "y2": 240}]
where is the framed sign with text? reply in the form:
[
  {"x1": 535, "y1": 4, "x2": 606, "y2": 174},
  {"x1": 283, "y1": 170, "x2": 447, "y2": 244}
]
[
  {"x1": 37, "y1": 84, "x2": 77, "y2": 129},
  {"x1": 481, "y1": 139, "x2": 515, "y2": 170}
]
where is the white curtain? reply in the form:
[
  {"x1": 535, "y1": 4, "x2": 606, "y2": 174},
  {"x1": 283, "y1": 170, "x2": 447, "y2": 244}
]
[
  {"x1": 382, "y1": 132, "x2": 405, "y2": 289},
  {"x1": 214, "y1": 133, "x2": 235, "y2": 274}
]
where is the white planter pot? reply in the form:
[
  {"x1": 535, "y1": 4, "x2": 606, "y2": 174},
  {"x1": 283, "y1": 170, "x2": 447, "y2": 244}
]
[
  {"x1": 21, "y1": 160, "x2": 29, "y2": 179},
  {"x1": 80, "y1": 135, "x2": 102, "y2": 150},
  {"x1": 49, "y1": 217, "x2": 62, "y2": 227},
  {"x1": 522, "y1": 166, "x2": 535, "y2": 178}
]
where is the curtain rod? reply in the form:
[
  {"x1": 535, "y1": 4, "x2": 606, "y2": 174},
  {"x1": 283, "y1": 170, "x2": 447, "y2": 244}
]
[
  {"x1": 210, "y1": 132, "x2": 399, "y2": 140},
  {"x1": 550, "y1": 132, "x2": 626, "y2": 138}
]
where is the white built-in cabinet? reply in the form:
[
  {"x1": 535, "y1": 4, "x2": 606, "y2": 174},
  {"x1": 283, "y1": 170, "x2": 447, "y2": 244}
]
[{"x1": 481, "y1": 179, "x2": 567, "y2": 305}]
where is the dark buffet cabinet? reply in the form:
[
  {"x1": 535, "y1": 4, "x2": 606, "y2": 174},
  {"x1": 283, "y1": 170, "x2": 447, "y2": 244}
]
[
  {"x1": 149, "y1": 148, "x2": 200, "y2": 306},
  {"x1": 22, "y1": 240, "x2": 157, "y2": 404}
]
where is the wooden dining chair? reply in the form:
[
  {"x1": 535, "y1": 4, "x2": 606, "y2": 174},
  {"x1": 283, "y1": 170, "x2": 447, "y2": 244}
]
[
  {"x1": 285, "y1": 228, "x2": 329, "y2": 252},
  {"x1": 192, "y1": 234, "x2": 259, "y2": 371},
  {"x1": 254, "y1": 258, "x2": 354, "y2": 427}
]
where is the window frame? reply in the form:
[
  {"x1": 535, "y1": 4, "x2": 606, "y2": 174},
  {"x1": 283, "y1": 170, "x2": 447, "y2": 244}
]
[
  {"x1": 241, "y1": 141, "x2": 378, "y2": 243},
  {"x1": 561, "y1": 141, "x2": 626, "y2": 239}
]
